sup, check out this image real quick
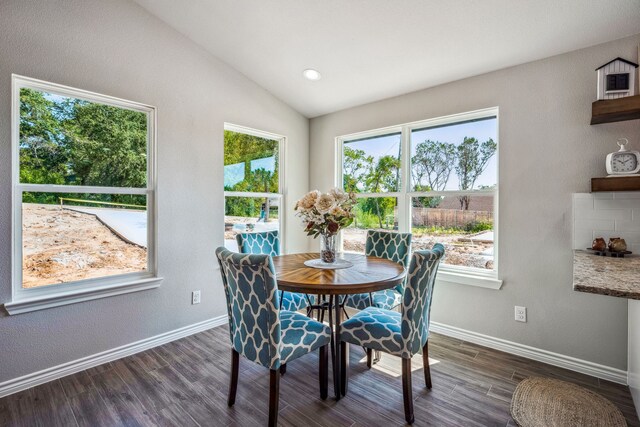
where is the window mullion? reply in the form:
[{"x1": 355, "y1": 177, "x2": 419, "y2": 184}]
[
  {"x1": 354, "y1": 192, "x2": 402, "y2": 198},
  {"x1": 224, "y1": 191, "x2": 282, "y2": 198},
  {"x1": 17, "y1": 184, "x2": 149, "y2": 195},
  {"x1": 407, "y1": 189, "x2": 495, "y2": 198},
  {"x1": 336, "y1": 137, "x2": 344, "y2": 250},
  {"x1": 397, "y1": 125, "x2": 411, "y2": 233}
]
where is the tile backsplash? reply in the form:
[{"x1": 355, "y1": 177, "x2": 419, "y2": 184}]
[{"x1": 573, "y1": 192, "x2": 640, "y2": 253}]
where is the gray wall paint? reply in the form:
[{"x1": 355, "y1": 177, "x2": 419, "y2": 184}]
[
  {"x1": 0, "y1": 0, "x2": 637, "y2": 384},
  {"x1": 0, "y1": 0, "x2": 309, "y2": 383},
  {"x1": 310, "y1": 35, "x2": 640, "y2": 370}
]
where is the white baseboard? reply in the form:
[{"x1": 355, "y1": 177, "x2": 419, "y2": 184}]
[
  {"x1": 430, "y1": 322, "x2": 628, "y2": 385},
  {"x1": 0, "y1": 317, "x2": 628, "y2": 399},
  {"x1": 0, "y1": 315, "x2": 228, "y2": 398}
]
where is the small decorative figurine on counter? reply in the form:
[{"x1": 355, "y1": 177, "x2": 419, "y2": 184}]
[
  {"x1": 592, "y1": 237, "x2": 607, "y2": 251},
  {"x1": 608, "y1": 237, "x2": 628, "y2": 252}
]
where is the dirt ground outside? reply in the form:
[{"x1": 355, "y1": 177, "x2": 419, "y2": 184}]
[
  {"x1": 223, "y1": 215, "x2": 493, "y2": 269},
  {"x1": 22, "y1": 204, "x2": 147, "y2": 288},
  {"x1": 343, "y1": 227, "x2": 494, "y2": 270}
]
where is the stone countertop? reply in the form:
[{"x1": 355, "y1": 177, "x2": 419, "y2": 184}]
[{"x1": 573, "y1": 250, "x2": 640, "y2": 300}]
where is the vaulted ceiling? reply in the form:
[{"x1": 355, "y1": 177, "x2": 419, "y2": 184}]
[{"x1": 134, "y1": 0, "x2": 640, "y2": 118}]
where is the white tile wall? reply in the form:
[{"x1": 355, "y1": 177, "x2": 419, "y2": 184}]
[{"x1": 573, "y1": 192, "x2": 640, "y2": 253}]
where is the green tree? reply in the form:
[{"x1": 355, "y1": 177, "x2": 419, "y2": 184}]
[
  {"x1": 455, "y1": 137, "x2": 496, "y2": 210},
  {"x1": 19, "y1": 88, "x2": 68, "y2": 188},
  {"x1": 411, "y1": 184, "x2": 443, "y2": 209},
  {"x1": 343, "y1": 146, "x2": 370, "y2": 193},
  {"x1": 411, "y1": 139, "x2": 455, "y2": 208},
  {"x1": 364, "y1": 155, "x2": 400, "y2": 229},
  {"x1": 19, "y1": 88, "x2": 149, "y2": 206},
  {"x1": 365, "y1": 155, "x2": 400, "y2": 193},
  {"x1": 224, "y1": 130, "x2": 279, "y2": 192},
  {"x1": 411, "y1": 140, "x2": 456, "y2": 192},
  {"x1": 223, "y1": 130, "x2": 279, "y2": 220},
  {"x1": 65, "y1": 102, "x2": 147, "y2": 189}
]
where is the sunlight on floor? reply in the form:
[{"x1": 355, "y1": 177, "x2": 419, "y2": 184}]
[
  {"x1": 340, "y1": 306, "x2": 440, "y2": 378},
  {"x1": 356, "y1": 351, "x2": 440, "y2": 378}
]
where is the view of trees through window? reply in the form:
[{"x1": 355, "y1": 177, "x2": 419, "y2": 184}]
[
  {"x1": 223, "y1": 129, "x2": 281, "y2": 250},
  {"x1": 342, "y1": 115, "x2": 497, "y2": 270},
  {"x1": 17, "y1": 85, "x2": 150, "y2": 288},
  {"x1": 342, "y1": 132, "x2": 401, "y2": 251}
]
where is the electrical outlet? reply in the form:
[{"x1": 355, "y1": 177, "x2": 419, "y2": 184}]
[
  {"x1": 515, "y1": 306, "x2": 526, "y2": 323},
  {"x1": 192, "y1": 290, "x2": 201, "y2": 305}
]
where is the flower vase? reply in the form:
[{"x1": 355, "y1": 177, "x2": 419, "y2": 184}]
[{"x1": 320, "y1": 233, "x2": 337, "y2": 263}]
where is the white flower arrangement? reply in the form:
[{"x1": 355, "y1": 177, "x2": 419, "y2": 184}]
[{"x1": 294, "y1": 188, "x2": 357, "y2": 237}]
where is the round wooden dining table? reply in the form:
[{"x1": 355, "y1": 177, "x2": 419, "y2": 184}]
[{"x1": 272, "y1": 252, "x2": 406, "y2": 400}]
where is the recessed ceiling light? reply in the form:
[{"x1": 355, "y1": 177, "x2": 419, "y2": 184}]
[{"x1": 303, "y1": 69, "x2": 321, "y2": 81}]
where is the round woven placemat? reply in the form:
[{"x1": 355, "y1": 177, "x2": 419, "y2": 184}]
[{"x1": 510, "y1": 377, "x2": 627, "y2": 427}]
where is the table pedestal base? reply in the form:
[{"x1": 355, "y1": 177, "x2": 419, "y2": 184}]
[{"x1": 306, "y1": 295, "x2": 347, "y2": 400}]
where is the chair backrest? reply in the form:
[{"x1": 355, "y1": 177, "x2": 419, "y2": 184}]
[
  {"x1": 236, "y1": 230, "x2": 280, "y2": 256},
  {"x1": 365, "y1": 230, "x2": 412, "y2": 293},
  {"x1": 215, "y1": 246, "x2": 282, "y2": 369},
  {"x1": 400, "y1": 243, "x2": 445, "y2": 358}
]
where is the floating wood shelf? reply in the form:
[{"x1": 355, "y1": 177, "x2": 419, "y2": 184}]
[
  {"x1": 591, "y1": 176, "x2": 640, "y2": 192},
  {"x1": 591, "y1": 95, "x2": 640, "y2": 125}
]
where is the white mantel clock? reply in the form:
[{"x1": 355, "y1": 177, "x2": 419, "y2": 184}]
[{"x1": 606, "y1": 138, "x2": 640, "y2": 176}]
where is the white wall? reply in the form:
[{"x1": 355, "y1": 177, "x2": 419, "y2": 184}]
[
  {"x1": 573, "y1": 192, "x2": 640, "y2": 252},
  {"x1": 0, "y1": 0, "x2": 309, "y2": 383},
  {"x1": 629, "y1": 299, "x2": 640, "y2": 415},
  {"x1": 310, "y1": 34, "x2": 640, "y2": 370}
]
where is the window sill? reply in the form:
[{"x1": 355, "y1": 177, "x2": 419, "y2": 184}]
[
  {"x1": 436, "y1": 269, "x2": 502, "y2": 290},
  {"x1": 3, "y1": 277, "x2": 163, "y2": 315}
]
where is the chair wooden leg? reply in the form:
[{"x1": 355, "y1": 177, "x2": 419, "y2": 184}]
[
  {"x1": 268, "y1": 369, "x2": 280, "y2": 427},
  {"x1": 328, "y1": 297, "x2": 335, "y2": 372},
  {"x1": 422, "y1": 341, "x2": 432, "y2": 389},
  {"x1": 280, "y1": 363, "x2": 287, "y2": 375},
  {"x1": 402, "y1": 357, "x2": 415, "y2": 424},
  {"x1": 341, "y1": 342, "x2": 349, "y2": 396},
  {"x1": 319, "y1": 344, "x2": 328, "y2": 400},
  {"x1": 366, "y1": 348, "x2": 373, "y2": 369},
  {"x1": 228, "y1": 349, "x2": 239, "y2": 407}
]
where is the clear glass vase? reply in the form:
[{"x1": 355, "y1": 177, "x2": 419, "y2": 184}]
[{"x1": 320, "y1": 233, "x2": 337, "y2": 263}]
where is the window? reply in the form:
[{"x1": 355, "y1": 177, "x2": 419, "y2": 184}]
[
  {"x1": 223, "y1": 124, "x2": 284, "y2": 251},
  {"x1": 606, "y1": 73, "x2": 630, "y2": 92},
  {"x1": 7, "y1": 75, "x2": 159, "y2": 314},
  {"x1": 338, "y1": 108, "x2": 500, "y2": 288},
  {"x1": 341, "y1": 132, "x2": 401, "y2": 252}
]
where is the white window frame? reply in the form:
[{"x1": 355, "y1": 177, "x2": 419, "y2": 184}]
[
  {"x1": 336, "y1": 107, "x2": 502, "y2": 289},
  {"x1": 223, "y1": 123, "x2": 286, "y2": 253},
  {"x1": 5, "y1": 75, "x2": 161, "y2": 315}
]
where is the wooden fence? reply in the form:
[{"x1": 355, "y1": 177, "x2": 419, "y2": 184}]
[{"x1": 412, "y1": 207, "x2": 492, "y2": 228}]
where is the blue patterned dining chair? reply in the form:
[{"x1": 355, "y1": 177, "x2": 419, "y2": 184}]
[
  {"x1": 236, "y1": 230, "x2": 310, "y2": 313},
  {"x1": 339, "y1": 244, "x2": 444, "y2": 425},
  {"x1": 215, "y1": 247, "x2": 331, "y2": 427},
  {"x1": 343, "y1": 230, "x2": 412, "y2": 365},
  {"x1": 344, "y1": 230, "x2": 412, "y2": 310}
]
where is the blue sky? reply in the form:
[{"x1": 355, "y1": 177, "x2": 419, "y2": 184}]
[
  {"x1": 224, "y1": 156, "x2": 276, "y2": 187},
  {"x1": 43, "y1": 92, "x2": 67, "y2": 103},
  {"x1": 344, "y1": 117, "x2": 497, "y2": 191}
]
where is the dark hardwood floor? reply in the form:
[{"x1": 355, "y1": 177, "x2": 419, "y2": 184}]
[{"x1": 0, "y1": 326, "x2": 638, "y2": 426}]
